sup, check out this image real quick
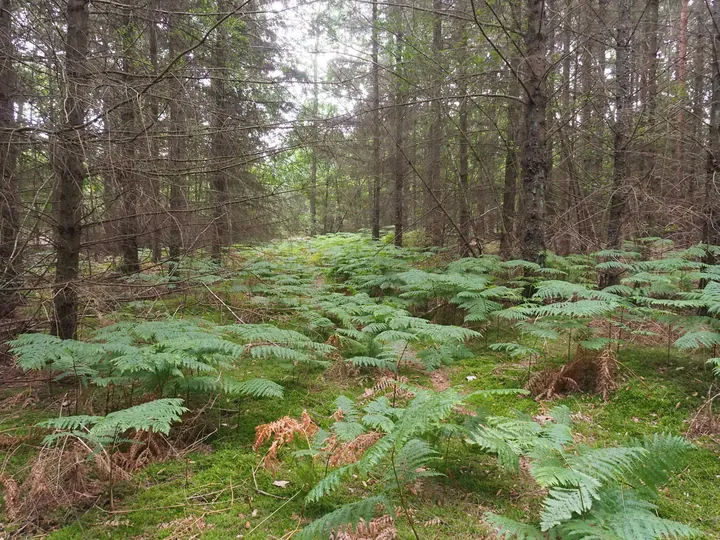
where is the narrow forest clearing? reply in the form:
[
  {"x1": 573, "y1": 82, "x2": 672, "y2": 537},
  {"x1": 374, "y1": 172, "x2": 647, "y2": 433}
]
[{"x1": 1, "y1": 234, "x2": 720, "y2": 539}]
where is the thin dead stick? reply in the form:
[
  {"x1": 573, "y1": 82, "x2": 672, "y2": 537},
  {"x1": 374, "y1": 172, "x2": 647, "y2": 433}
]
[
  {"x1": 252, "y1": 463, "x2": 288, "y2": 500},
  {"x1": 202, "y1": 282, "x2": 245, "y2": 323},
  {"x1": 246, "y1": 489, "x2": 301, "y2": 537}
]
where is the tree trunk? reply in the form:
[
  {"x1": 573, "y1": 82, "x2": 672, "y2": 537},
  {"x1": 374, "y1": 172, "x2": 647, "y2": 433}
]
[
  {"x1": 425, "y1": 0, "x2": 443, "y2": 246},
  {"x1": 168, "y1": 8, "x2": 187, "y2": 268},
  {"x1": 606, "y1": 0, "x2": 632, "y2": 250},
  {"x1": 499, "y1": 100, "x2": 520, "y2": 259},
  {"x1": 457, "y1": 89, "x2": 471, "y2": 255},
  {"x1": 210, "y1": 0, "x2": 230, "y2": 264},
  {"x1": 640, "y1": 0, "x2": 660, "y2": 232},
  {"x1": 0, "y1": 0, "x2": 19, "y2": 319},
  {"x1": 118, "y1": 1, "x2": 140, "y2": 274},
  {"x1": 393, "y1": 26, "x2": 405, "y2": 247},
  {"x1": 519, "y1": 0, "x2": 549, "y2": 265},
  {"x1": 309, "y1": 32, "x2": 319, "y2": 237},
  {"x1": 148, "y1": 0, "x2": 162, "y2": 263},
  {"x1": 704, "y1": 0, "x2": 720, "y2": 259},
  {"x1": 52, "y1": 0, "x2": 89, "y2": 339},
  {"x1": 371, "y1": 0, "x2": 381, "y2": 240}
]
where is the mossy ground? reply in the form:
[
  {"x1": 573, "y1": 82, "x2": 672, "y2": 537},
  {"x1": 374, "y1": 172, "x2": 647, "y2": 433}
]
[
  {"x1": 1, "y1": 341, "x2": 717, "y2": 539},
  {"x1": 1, "y1": 238, "x2": 719, "y2": 539}
]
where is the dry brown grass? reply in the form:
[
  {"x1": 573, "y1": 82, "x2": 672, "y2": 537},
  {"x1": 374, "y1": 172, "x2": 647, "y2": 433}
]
[{"x1": 0, "y1": 440, "x2": 108, "y2": 528}]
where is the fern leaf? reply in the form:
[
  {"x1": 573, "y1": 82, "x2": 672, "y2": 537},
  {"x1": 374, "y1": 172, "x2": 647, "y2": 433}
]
[
  {"x1": 484, "y1": 513, "x2": 545, "y2": 540},
  {"x1": 296, "y1": 495, "x2": 391, "y2": 540},
  {"x1": 223, "y1": 378, "x2": 284, "y2": 398}
]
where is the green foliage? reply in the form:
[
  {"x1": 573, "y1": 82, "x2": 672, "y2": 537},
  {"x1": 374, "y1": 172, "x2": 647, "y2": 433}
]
[
  {"x1": 473, "y1": 410, "x2": 699, "y2": 539},
  {"x1": 9, "y1": 319, "x2": 329, "y2": 405},
  {"x1": 294, "y1": 496, "x2": 392, "y2": 540},
  {"x1": 39, "y1": 398, "x2": 187, "y2": 446}
]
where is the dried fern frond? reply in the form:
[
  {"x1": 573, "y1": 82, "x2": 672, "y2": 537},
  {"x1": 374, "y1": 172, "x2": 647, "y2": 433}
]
[
  {"x1": 596, "y1": 348, "x2": 617, "y2": 401},
  {"x1": 327, "y1": 432, "x2": 383, "y2": 467},
  {"x1": 253, "y1": 410, "x2": 318, "y2": 472},
  {"x1": 331, "y1": 515, "x2": 397, "y2": 540}
]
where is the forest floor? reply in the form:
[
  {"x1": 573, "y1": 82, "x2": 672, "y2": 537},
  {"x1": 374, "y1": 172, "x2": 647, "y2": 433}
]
[{"x1": 1, "y1": 235, "x2": 719, "y2": 539}]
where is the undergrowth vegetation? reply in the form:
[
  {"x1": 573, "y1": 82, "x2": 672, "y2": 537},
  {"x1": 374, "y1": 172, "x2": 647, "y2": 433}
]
[{"x1": 1, "y1": 233, "x2": 719, "y2": 538}]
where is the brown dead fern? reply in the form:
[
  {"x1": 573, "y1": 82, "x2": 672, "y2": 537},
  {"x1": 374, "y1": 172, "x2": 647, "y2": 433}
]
[
  {"x1": 326, "y1": 431, "x2": 383, "y2": 467},
  {"x1": 331, "y1": 515, "x2": 397, "y2": 540},
  {"x1": 528, "y1": 347, "x2": 618, "y2": 401},
  {"x1": 253, "y1": 410, "x2": 318, "y2": 472}
]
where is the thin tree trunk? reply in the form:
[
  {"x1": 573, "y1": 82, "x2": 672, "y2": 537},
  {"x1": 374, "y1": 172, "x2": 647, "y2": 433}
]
[
  {"x1": 606, "y1": 0, "x2": 632, "y2": 250},
  {"x1": 704, "y1": 0, "x2": 720, "y2": 259},
  {"x1": 0, "y1": 0, "x2": 19, "y2": 319},
  {"x1": 168, "y1": 8, "x2": 187, "y2": 268},
  {"x1": 499, "y1": 100, "x2": 520, "y2": 259},
  {"x1": 457, "y1": 81, "x2": 471, "y2": 255},
  {"x1": 118, "y1": 1, "x2": 140, "y2": 274},
  {"x1": 210, "y1": 0, "x2": 230, "y2": 264},
  {"x1": 426, "y1": 0, "x2": 443, "y2": 246},
  {"x1": 309, "y1": 33, "x2": 319, "y2": 237},
  {"x1": 371, "y1": 0, "x2": 381, "y2": 240},
  {"x1": 519, "y1": 0, "x2": 549, "y2": 265},
  {"x1": 641, "y1": 0, "x2": 660, "y2": 232},
  {"x1": 393, "y1": 26, "x2": 405, "y2": 247},
  {"x1": 52, "y1": 0, "x2": 90, "y2": 339},
  {"x1": 148, "y1": 1, "x2": 162, "y2": 263}
]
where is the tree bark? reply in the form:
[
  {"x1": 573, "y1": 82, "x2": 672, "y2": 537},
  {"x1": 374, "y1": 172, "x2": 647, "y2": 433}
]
[
  {"x1": 309, "y1": 32, "x2": 319, "y2": 237},
  {"x1": 0, "y1": 0, "x2": 19, "y2": 319},
  {"x1": 457, "y1": 31, "x2": 472, "y2": 257},
  {"x1": 705, "y1": 0, "x2": 720, "y2": 259},
  {"x1": 499, "y1": 100, "x2": 520, "y2": 259},
  {"x1": 118, "y1": 0, "x2": 140, "y2": 274},
  {"x1": 52, "y1": 0, "x2": 90, "y2": 339},
  {"x1": 210, "y1": 0, "x2": 230, "y2": 264},
  {"x1": 168, "y1": 7, "x2": 187, "y2": 268},
  {"x1": 519, "y1": 0, "x2": 549, "y2": 265},
  {"x1": 425, "y1": 0, "x2": 443, "y2": 246},
  {"x1": 371, "y1": 0, "x2": 381, "y2": 240},
  {"x1": 393, "y1": 25, "x2": 405, "y2": 247},
  {"x1": 147, "y1": 0, "x2": 162, "y2": 263},
  {"x1": 606, "y1": 0, "x2": 632, "y2": 249}
]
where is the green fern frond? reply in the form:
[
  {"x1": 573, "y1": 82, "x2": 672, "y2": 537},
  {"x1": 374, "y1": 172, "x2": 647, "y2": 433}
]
[
  {"x1": 222, "y1": 378, "x2": 284, "y2": 398},
  {"x1": 540, "y1": 484, "x2": 600, "y2": 530},
  {"x1": 674, "y1": 330, "x2": 720, "y2": 350},
  {"x1": 305, "y1": 463, "x2": 358, "y2": 502},
  {"x1": 295, "y1": 495, "x2": 391, "y2": 540},
  {"x1": 40, "y1": 398, "x2": 187, "y2": 442},
  {"x1": 484, "y1": 513, "x2": 545, "y2": 539}
]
